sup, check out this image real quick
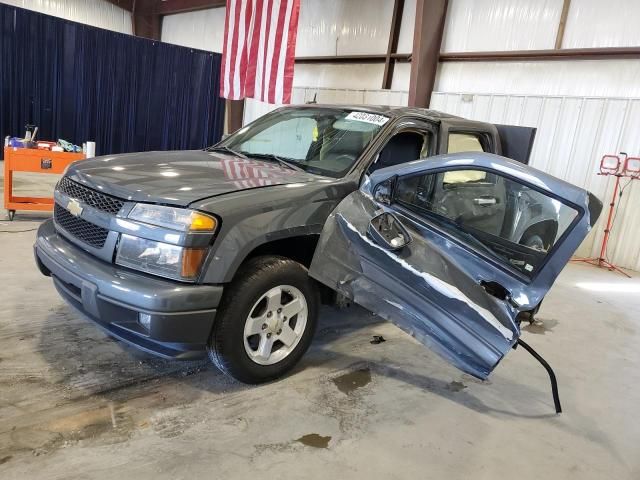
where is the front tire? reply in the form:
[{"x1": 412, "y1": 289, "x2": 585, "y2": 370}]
[{"x1": 207, "y1": 256, "x2": 319, "y2": 384}]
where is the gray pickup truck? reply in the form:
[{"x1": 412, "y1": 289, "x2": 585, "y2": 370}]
[{"x1": 34, "y1": 105, "x2": 601, "y2": 386}]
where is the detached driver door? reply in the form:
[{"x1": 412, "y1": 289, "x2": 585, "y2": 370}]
[{"x1": 309, "y1": 153, "x2": 600, "y2": 379}]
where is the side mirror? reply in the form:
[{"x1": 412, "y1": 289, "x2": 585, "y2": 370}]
[
  {"x1": 373, "y1": 177, "x2": 395, "y2": 205},
  {"x1": 367, "y1": 212, "x2": 411, "y2": 251}
]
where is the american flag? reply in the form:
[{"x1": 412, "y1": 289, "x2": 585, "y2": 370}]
[{"x1": 220, "y1": 0, "x2": 301, "y2": 104}]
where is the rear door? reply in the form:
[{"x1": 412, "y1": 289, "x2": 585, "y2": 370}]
[{"x1": 309, "y1": 153, "x2": 600, "y2": 379}]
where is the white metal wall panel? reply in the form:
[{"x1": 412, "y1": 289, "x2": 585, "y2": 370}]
[
  {"x1": 293, "y1": 63, "x2": 385, "y2": 90},
  {"x1": 0, "y1": 0, "x2": 132, "y2": 33},
  {"x1": 561, "y1": 0, "x2": 640, "y2": 48},
  {"x1": 431, "y1": 91, "x2": 640, "y2": 271},
  {"x1": 396, "y1": 0, "x2": 415, "y2": 54},
  {"x1": 435, "y1": 60, "x2": 640, "y2": 97},
  {"x1": 441, "y1": 0, "x2": 563, "y2": 52},
  {"x1": 295, "y1": 0, "x2": 393, "y2": 56},
  {"x1": 162, "y1": 8, "x2": 226, "y2": 52}
]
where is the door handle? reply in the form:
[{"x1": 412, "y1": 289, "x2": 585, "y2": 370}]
[
  {"x1": 473, "y1": 197, "x2": 498, "y2": 206},
  {"x1": 367, "y1": 212, "x2": 412, "y2": 251},
  {"x1": 480, "y1": 280, "x2": 520, "y2": 308}
]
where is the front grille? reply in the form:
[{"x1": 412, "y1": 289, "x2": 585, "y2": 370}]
[
  {"x1": 57, "y1": 177, "x2": 124, "y2": 214},
  {"x1": 54, "y1": 204, "x2": 109, "y2": 248}
]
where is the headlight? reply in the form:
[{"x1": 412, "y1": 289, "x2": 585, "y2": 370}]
[
  {"x1": 128, "y1": 204, "x2": 217, "y2": 232},
  {"x1": 116, "y1": 234, "x2": 207, "y2": 281}
]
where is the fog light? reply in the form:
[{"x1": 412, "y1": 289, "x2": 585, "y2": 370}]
[{"x1": 139, "y1": 313, "x2": 152, "y2": 331}]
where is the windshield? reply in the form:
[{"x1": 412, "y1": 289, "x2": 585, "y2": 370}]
[{"x1": 216, "y1": 108, "x2": 389, "y2": 177}]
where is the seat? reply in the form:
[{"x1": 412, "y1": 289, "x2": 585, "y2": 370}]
[{"x1": 371, "y1": 132, "x2": 424, "y2": 172}]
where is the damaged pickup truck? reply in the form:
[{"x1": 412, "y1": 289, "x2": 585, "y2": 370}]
[{"x1": 34, "y1": 105, "x2": 601, "y2": 405}]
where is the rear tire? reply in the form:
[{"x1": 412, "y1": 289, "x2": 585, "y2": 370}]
[{"x1": 207, "y1": 256, "x2": 319, "y2": 384}]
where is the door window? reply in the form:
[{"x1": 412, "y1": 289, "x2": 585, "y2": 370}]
[
  {"x1": 445, "y1": 133, "x2": 487, "y2": 183},
  {"x1": 395, "y1": 168, "x2": 579, "y2": 276},
  {"x1": 448, "y1": 133, "x2": 485, "y2": 154}
]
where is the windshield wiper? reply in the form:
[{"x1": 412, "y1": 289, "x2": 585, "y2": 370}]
[
  {"x1": 206, "y1": 145, "x2": 248, "y2": 159},
  {"x1": 243, "y1": 152, "x2": 305, "y2": 172}
]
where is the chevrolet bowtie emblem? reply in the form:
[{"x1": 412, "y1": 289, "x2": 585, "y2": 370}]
[{"x1": 67, "y1": 199, "x2": 83, "y2": 217}]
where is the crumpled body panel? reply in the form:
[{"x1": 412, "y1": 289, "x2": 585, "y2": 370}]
[{"x1": 310, "y1": 191, "x2": 519, "y2": 379}]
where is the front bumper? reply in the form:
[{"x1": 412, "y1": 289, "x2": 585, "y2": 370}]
[{"x1": 34, "y1": 219, "x2": 223, "y2": 359}]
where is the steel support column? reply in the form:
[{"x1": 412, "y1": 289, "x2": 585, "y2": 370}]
[{"x1": 408, "y1": 0, "x2": 448, "y2": 108}]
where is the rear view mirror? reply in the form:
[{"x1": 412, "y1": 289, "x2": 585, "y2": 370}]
[{"x1": 367, "y1": 212, "x2": 411, "y2": 251}]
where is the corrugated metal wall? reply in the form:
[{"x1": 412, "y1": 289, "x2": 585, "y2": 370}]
[
  {"x1": 441, "y1": 0, "x2": 640, "y2": 51},
  {"x1": 0, "y1": 0, "x2": 132, "y2": 33},
  {"x1": 162, "y1": 7, "x2": 226, "y2": 51},
  {"x1": 442, "y1": 0, "x2": 562, "y2": 51}
]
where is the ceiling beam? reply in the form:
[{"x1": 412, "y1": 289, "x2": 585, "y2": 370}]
[
  {"x1": 439, "y1": 47, "x2": 640, "y2": 62},
  {"x1": 408, "y1": 0, "x2": 448, "y2": 108},
  {"x1": 295, "y1": 54, "x2": 410, "y2": 64}
]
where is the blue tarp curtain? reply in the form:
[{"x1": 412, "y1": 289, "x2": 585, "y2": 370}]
[{"x1": 0, "y1": 4, "x2": 225, "y2": 159}]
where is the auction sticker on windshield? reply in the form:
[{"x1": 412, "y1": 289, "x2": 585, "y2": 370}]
[{"x1": 345, "y1": 111, "x2": 390, "y2": 126}]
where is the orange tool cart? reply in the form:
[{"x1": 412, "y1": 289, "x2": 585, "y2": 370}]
[{"x1": 3, "y1": 146, "x2": 85, "y2": 220}]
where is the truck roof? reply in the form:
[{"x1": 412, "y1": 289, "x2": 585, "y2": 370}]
[{"x1": 288, "y1": 104, "x2": 462, "y2": 122}]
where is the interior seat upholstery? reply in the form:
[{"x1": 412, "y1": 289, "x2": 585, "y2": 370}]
[{"x1": 371, "y1": 131, "x2": 424, "y2": 172}]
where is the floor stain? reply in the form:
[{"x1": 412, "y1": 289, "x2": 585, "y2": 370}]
[
  {"x1": 296, "y1": 433, "x2": 331, "y2": 449},
  {"x1": 523, "y1": 318, "x2": 558, "y2": 335},
  {"x1": 0, "y1": 455, "x2": 12, "y2": 465},
  {"x1": 332, "y1": 368, "x2": 371, "y2": 394},
  {"x1": 446, "y1": 381, "x2": 467, "y2": 392}
]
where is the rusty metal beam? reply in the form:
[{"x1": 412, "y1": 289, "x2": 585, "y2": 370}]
[
  {"x1": 555, "y1": 0, "x2": 572, "y2": 49},
  {"x1": 132, "y1": 13, "x2": 162, "y2": 40},
  {"x1": 227, "y1": 99, "x2": 245, "y2": 134},
  {"x1": 295, "y1": 54, "x2": 411, "y2": 64},
  {"x1": 408, "y1": 0, "x2": 448, "y2": 108},
  {"x1": 382, "y1": 0, "x2": 405, "y2": 89},
  {"x1": 439, "y1": 47, "x2": 640, "y2": 62},
  {"x1": 132, "y1": 0, "x2": 162, "y2": 40}
]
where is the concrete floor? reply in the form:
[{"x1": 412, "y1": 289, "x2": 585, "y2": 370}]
[{"x1": 1, "y1": 168, "x2": 639, "y2": 479}]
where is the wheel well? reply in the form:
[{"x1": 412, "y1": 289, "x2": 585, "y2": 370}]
[
  {"x1": 240, "y1": 234, "x2": 336, "y2": 304},
  {"x1": 520, "y1": 220, "x2": 558, "y2": 248},
  {"x1": 245, "y1": 235, "x2": 320, "y2": 269}
]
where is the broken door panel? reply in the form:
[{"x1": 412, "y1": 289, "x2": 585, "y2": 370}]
[
  {"x1": 310, "y1": 192, "x2": 518, "y2": 378},
  {"x1": 310, "y1": 153, "x2": 600, "y2": 379}
]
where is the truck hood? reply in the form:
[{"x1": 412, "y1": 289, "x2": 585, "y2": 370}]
[{"x1": 66, "y1": 150, "x2": 323, "y2": 206}]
